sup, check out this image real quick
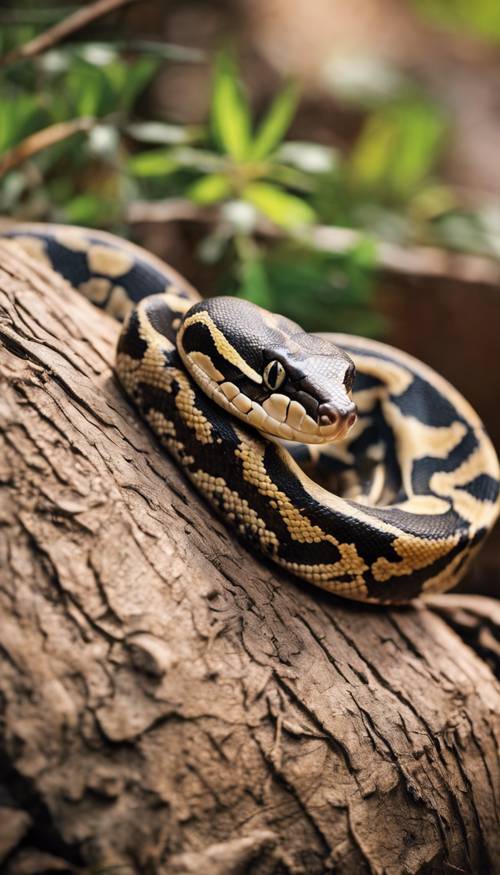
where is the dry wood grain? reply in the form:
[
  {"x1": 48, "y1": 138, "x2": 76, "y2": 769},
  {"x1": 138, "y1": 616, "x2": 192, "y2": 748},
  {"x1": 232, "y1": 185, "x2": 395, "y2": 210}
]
[{"x1": 0, "y1": 241, "x2": 499, "y2": 875}]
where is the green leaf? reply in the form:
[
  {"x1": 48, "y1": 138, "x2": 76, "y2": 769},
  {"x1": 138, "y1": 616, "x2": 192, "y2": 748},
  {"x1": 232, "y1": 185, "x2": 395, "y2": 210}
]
[
  {"x1": 128, "y1": 148, "x2": 177, "y2": 177},
  {"x1": 238, "y1": 253, "x2": 273, "y2": 308},
  {"x1": 211, "y1": 50, "x2": 251, "y2": 160},
  {"x1": 350, "y1": 100, "x2": 446, "y2": 198},
  {"x1": 0, "y1": 96, "x2": 50, "y2": 153},
  {"x1": 64, "y1": 193, "x2": 118, "y2": 226},
  {"x1": 0, "y1": 23, "x2": 37, "y2": 58},
  {"x1": 106, "y1": 57, "x2": 159, "y2": 111},
  {"x1": 250, "y1": 82, "x2": 298, "y2": 160},
  {"x1": 188, "y1": 173, "x2": 233, "y2": 205},
  {"x1": 0, "y1": 103, "x2": 14, "y2": 154},
  {"x1": 259, "y1": 244, "x2": 380, "y2": 335},
  {"x1": 66, "y1": 60, "x2": 113, "y2": 117},
  {"x1": 243, "y1": 182, "x2": 316, "y2": 228}
]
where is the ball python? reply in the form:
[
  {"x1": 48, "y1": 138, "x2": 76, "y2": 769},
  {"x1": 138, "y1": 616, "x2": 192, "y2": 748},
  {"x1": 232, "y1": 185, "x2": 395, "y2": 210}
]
[{"x1": 3, "y1": 223, "x2": 499, "y2": 603}]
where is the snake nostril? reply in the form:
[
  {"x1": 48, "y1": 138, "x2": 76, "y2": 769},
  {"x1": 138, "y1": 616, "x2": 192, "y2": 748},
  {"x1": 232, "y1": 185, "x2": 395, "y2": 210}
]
[
  {"x1": 320, "y1": 413, "x2": 335, "y2": 426},
  {"x1": 319, "y1": 402, "x2": 357, "y2": 430},
  {"x1": 318, "y1": 403, "x2": 338, "y2": 426}
]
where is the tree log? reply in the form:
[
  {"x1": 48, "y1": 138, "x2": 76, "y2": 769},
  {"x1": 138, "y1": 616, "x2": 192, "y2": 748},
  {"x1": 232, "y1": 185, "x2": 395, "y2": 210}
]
[{"x1": 0, "y1": 241, "x2": 499, "y2": 875}]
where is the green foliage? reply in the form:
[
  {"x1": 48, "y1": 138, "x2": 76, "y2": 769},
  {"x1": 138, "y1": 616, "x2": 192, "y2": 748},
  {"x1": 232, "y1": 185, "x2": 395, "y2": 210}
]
[
  {"x1": 349, "y1": 100, "x2": 446, "y2": 199},
  {"x1": 181, "y1": 49, "x2": 315, "y2": 232},
  {"x1": 232, "y1": 238, "x2": 382, "y2": 336},
  {"x1": 188, "y1": 173, "x2": 233, "y2": 205},
  {"x1": 128, "y1": 148, "x2": 177, "y2": 178},
  {"x1": 251, "y1": 82, "x2": 299, "y2": 161},
  {"x1": 412, "y1": 0, "x2": 500, "y2": 41},
  {"x1": 210, "y1": 52, "x2": 298, "y2": 165},
  {"x1": 313, "y1": 93, "x2": 451, "y2": 248},
  {"x1": 0, "y1": 93, "x2": 49, "y2": 152},
  {"x1": 0, "y1": 32, "x2": 164, "y2": 221},
  {"x1": 242, "y1": 182, "x2": 315, "y2": 229},
  {"x1": 211, "y1": 50, "x2": 251, "y2": 160},
  {"x1": 6, "y1": 16, "x2": 492, "y2": 340}
]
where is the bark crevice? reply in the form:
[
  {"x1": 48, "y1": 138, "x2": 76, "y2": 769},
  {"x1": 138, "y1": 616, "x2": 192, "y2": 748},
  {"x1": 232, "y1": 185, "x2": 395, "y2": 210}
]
[{"x1": 0, "y1": 242, "x2": 499, "y2": 875}]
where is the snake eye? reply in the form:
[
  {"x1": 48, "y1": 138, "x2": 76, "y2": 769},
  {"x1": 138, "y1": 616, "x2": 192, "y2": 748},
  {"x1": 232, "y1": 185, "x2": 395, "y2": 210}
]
[
  {"x1": 344, "y1": 364, "x2": 355, "y2": 393},
  {"x1": 263, "y1": 359, "x2": 286, "y2": 391}
]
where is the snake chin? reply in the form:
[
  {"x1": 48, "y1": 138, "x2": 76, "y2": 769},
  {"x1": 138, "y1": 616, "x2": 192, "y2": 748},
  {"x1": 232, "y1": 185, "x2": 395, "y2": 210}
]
[{"x1": 205, "y1": 379, "x2": 355, "y2": 444}]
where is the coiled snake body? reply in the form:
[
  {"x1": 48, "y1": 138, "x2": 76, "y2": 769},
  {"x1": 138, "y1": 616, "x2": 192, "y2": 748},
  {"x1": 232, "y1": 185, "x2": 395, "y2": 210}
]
[{"x1": 4, "y1": 224, "x2": 499, "y2": 603}]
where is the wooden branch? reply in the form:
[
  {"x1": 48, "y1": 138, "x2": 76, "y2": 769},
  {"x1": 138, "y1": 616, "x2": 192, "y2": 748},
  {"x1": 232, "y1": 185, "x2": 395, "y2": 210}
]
[
  {"x1": 127, "y1": 196, "x2": 500, "y2": 287},
  {"x1": 0, "y1": 0, "x2": 140, "y2": 68},
  {"x1": 0, "y1": 119, "x2": 94, "y2": 179},
  {"x1": 0, "y1": 241, "x2": 499, "y2": 875}
]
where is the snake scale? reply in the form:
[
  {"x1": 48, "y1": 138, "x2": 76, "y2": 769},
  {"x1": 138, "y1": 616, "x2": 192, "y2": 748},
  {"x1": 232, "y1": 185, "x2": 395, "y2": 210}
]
[{"x1": 3, "y1": 224, "x2": 499, "y2": 603}]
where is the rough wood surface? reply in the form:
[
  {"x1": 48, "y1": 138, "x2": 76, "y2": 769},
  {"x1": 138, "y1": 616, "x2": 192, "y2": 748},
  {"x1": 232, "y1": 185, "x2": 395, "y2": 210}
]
[{"x1": 0, "y1": 241, "x2": 499, "y2": 875}]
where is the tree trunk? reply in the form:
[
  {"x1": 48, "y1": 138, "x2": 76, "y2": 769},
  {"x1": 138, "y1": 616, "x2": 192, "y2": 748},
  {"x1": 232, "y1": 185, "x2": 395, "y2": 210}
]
[{"x1": 0, "y1": 241, "x2": 499, "y2": 875}]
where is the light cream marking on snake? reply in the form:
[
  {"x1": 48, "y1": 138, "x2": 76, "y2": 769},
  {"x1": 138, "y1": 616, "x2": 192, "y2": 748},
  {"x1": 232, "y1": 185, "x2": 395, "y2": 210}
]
[
  {"x1": 286, "y1": 399, "x2": 307, "y2": 430},
  {"x1": 221, "y1": 382, "x2": 239, "y2": 400},
  {"x1": 430, "y1": 444, "x2": 499, "y2": 528},
  {"x1": 233, "y1": 393, "x2": 253, "y2": 414},
  {"x1": 87, "y1": 244, "x2": 135, "y2": 277},
  {"x1": 130, "y1": 305, "x2": 215, "y2": 446},
  {"x1": 79, "y1": 277, "x2": 112, "y2": 304},
  {"x1": 162, "y1": 293, "x2": 194, "y2": 315},
  {"x1": 351, "y1": 355, "x2": 413, "y2": 395},
  {"x1": 54, "y1": 227, "x2": 91, "y2": 251},
  {"x1": 2, "y1": 224, "x2": 498, "y2": 604},
  {"x1": 263, "y1": 394, "x2": 289, "y2": 423},
  {"x1": 188, "y1": 351, "x2": 225, "y2": 383},
  {"x1": 274, "y1": 438, "x2": 465, "y2": 579},
  {"x1": 107, "y1": 285, "x2": 133, "y2": 321},
  {"x1": 360, "y1": 461, "x2": 387, "y2": 507},
  {"x1": 209, "y1": 383, "x2": 348, "y2": 444},
  {"x1": 160, "y1": 343, "x2": 212, "y2": 445},
  {"x1": 234, "y1": 429, "x2": 369, "y2": 588},
  {"x1": 190, "y1": 469, "x2": 280, "y2": 552},
  {"x1": 382, "y1": 403, "x2": 467, "y2": 502},
  {"x1": 178, "y1": 311, "x2": 263, "y2": 384}
]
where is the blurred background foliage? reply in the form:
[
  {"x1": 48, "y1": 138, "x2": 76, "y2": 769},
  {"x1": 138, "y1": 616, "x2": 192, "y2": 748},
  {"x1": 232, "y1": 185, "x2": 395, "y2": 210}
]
[
  {"x1": 0, "y1": 0, "x2": 499, "y2": 336},
  {"x1": 411, "y1": 0, "x2": 500, "y2": 41}
]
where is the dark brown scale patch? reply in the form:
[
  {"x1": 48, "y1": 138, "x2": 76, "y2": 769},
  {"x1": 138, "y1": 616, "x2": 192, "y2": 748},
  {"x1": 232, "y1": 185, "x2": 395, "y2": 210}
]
[
  {"x1": 294, "y1": 389, "x2": 319, "y2": 419},
  {"x1": 143, "y1": 297, "x2": 178, "y2": 345},
  {"x1": 117, "y1": 310, "x2": 148, "y2": 359}
]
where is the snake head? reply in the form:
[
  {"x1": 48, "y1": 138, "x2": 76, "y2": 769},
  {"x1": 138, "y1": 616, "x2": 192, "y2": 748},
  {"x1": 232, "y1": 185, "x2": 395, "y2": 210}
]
[{"x1": 176, "y1": 297, "x2": 357, "y2": 444}]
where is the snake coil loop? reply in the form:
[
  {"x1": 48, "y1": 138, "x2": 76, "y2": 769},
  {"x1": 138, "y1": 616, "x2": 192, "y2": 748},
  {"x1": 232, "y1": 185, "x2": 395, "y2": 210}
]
[{"x1": 4, "y1": 224, "x2": 499, "y2": 603}]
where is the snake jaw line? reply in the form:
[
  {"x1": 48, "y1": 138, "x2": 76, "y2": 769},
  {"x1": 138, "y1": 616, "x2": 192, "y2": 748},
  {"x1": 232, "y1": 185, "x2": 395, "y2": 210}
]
[
  {"x1": 177, "y1": 305, "x2": 359, "y2": 444},
  {"x1": 183, "y1": 356, "x2": 356, "y2": 444}
]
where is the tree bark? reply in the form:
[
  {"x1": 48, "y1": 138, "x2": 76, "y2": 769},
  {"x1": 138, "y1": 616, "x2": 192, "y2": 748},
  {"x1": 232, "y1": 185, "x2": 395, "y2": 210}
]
[{"x1": 0, "y1": 241, "x2": 499, "y2": 875}]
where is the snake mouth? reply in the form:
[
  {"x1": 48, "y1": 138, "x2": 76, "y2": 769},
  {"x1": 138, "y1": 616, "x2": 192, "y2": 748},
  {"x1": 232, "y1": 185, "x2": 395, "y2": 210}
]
[
  {"x1": 179, "y1": 348, "x2": 357, "y2": 444},
  {"x1": 209, "y1": 381, "x2": 356, "y2": 444}
]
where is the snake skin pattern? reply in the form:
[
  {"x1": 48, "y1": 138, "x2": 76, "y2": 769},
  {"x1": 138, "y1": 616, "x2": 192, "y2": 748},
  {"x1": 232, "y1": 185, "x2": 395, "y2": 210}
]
[{"x1": 3, "y1": 223, "x2": 499, "y2": 603}]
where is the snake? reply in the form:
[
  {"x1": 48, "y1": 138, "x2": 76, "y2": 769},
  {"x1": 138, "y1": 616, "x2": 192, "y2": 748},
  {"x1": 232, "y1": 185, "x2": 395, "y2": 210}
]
[{"x1": 3, "y1": 223, "x2": 499, "y2": 603}]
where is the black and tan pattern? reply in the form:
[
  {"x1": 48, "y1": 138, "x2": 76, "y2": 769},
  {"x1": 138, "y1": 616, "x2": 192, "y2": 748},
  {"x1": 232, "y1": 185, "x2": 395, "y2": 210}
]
[{"x1": 3, "y1": 223, "x2": 499, "y2": 603}]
